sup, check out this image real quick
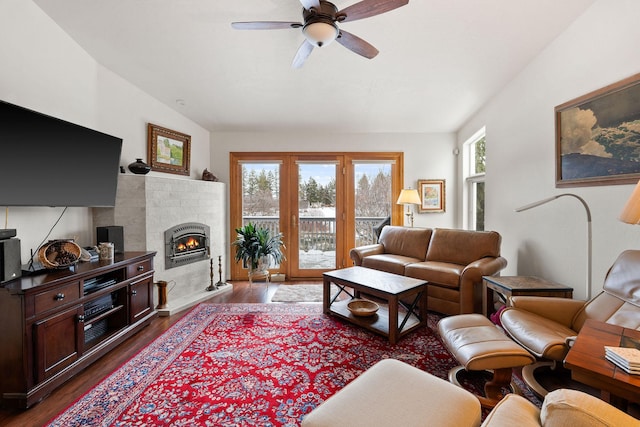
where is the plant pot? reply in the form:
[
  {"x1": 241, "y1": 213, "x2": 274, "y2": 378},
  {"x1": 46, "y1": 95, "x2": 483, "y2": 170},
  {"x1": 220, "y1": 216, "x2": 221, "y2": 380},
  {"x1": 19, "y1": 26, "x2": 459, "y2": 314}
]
[{"x1": 248, "y1": 256, "x2": 270, "y2": 286}]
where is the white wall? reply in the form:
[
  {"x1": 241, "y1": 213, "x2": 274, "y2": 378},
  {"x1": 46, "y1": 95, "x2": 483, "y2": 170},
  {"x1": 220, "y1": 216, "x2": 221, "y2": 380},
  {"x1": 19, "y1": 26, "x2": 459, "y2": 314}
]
[
  {"x1": 458, "y1": 0, "x2": 640, "y2": 300},
  {"x1": 0, "y1": 0, "x2": 210, "y2": 262},
  {"x1": 209, "y1": 131, "x2": 458, "y2": 244}
]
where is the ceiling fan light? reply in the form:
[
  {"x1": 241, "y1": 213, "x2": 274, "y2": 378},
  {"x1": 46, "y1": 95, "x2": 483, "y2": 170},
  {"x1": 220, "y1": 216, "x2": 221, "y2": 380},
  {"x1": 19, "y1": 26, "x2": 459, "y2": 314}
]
[{"x1": 302, "y1": 21, "x2": 338, "y2": 47}]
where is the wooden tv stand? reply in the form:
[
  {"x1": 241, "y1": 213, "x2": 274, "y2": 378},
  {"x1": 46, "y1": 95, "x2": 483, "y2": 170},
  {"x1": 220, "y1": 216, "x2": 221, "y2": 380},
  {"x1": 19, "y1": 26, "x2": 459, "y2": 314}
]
[{"x1": 0, "y1": 251, "x2": 157, "y2": 409}]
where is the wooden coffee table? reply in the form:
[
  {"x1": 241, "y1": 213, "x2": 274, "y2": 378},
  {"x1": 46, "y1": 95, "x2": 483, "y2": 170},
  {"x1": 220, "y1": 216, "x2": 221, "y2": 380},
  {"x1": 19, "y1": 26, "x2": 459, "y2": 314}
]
[
  {"x1": 564, "y1": 319, "x2": 640, "y2": 409},
  {"x1": 323, "y1": 267, "x2": 428, "y2": 344}
]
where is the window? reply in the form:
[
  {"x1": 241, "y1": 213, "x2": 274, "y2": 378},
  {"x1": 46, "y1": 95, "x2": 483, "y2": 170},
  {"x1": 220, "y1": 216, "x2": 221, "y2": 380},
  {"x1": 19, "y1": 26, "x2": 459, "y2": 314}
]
[
  {"x1": 463, "y1": 129, "x2": 486, "y2": 231},
  {"x1": 229, "y1": 152, "x2": 403, "y2": 280}
]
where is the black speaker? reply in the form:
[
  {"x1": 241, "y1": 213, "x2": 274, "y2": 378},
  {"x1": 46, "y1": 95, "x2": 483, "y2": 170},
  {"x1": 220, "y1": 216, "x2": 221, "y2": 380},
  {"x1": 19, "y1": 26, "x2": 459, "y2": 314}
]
[
  {"x1": 97, "y1": 226, "x2": 124, "y2": 254},
  {"x1": 0, "y1": 238, "x2": 21, "y2": 283}
]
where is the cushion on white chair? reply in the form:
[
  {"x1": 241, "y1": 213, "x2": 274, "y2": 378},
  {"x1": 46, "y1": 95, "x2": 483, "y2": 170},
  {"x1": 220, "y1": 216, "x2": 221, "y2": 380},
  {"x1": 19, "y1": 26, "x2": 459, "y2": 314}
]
[
  {"x1": 541, "y1": 389, "x2": 640, "y2": 427},
  {"x1": 301, "y1": 358, "x2": 481, "y2": 427}
]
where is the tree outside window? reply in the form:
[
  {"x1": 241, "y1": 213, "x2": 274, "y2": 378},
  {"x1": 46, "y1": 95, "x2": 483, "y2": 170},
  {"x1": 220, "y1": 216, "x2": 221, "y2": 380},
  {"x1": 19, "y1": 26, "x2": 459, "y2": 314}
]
[{"x1": 465, "y1": 132, "x2": 486, "y2": 231}]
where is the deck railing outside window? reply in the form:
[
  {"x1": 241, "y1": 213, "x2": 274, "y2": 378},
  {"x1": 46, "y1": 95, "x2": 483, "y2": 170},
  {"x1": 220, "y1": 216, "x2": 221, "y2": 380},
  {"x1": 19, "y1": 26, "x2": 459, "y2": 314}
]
[{"x1": 239, "y1": 216, "x2": 384, "y2": 268}]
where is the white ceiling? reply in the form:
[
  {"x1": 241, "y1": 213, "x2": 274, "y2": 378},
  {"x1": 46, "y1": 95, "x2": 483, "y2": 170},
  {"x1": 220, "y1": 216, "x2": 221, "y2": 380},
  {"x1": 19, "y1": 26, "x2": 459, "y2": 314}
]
[{"x1": 34, "y1": 0, "x2": 596, "y2": 134}]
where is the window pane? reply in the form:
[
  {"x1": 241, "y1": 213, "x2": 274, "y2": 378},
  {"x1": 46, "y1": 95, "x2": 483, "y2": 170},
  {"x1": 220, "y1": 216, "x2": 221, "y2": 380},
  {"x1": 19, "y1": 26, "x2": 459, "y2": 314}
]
[
  {"x1": 298, "y1": 163, "x2": 336, "y2": 269},
  {"x1": 354, "y1": 163, "x2": 392, "y2": 246},
  {"x1": 241, "y1": 163, "x2": 281, "y2": 267},
  {"x1": 474, "y1": 181, "x2": 485, "y2": 231},
  {"x1": 474, "y1": 136, "x2": 486, "y2": 174}
]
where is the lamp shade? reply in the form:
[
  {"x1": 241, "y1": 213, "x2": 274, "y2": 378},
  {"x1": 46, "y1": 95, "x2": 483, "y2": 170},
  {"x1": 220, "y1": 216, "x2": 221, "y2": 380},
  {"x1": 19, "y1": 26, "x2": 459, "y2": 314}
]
[
  {"x1": 619, "y1": 180, "x2": 640, "y2": 224},
  {"x1": 396, "y1": 189, "x2": 421, "y2": 205},
  {"x1": 302, "y1": 21, "x2": 338, "y2": 47}
]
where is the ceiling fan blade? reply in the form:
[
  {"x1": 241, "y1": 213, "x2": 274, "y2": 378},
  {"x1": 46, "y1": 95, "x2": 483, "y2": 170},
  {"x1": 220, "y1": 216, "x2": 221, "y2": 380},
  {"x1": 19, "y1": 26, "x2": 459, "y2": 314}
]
[
  {"x1": 336, "y1": 30, "x2": 379, "y2": 59},
  {"x1": 231, "y1": 21, "x2": 302, "y2": 30},
  {"x1": 299, "y1": 0, "x2": 321, "y2": 10},
  {"x1": 339, "y1": 0, "x2": 409, "y2": 23},
  {"x1": 292, "y1": 40, "x2": 315, "y2": 68}
]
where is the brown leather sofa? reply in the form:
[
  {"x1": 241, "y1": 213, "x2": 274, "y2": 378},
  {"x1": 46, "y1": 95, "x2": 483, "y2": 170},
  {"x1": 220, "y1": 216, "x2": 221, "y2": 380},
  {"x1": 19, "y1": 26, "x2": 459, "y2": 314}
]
[
  {"x1": 349, "y1": 226, "x2": 507, "y2": 315},
  {"x1": 500, "y1": 249, "x2": 640, "y2": 377}
]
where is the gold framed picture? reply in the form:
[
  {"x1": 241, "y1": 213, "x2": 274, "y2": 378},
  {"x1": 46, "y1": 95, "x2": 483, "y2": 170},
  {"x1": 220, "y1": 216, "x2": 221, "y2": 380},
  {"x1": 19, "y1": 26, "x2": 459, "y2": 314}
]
[
  {"x1": 418, "y1": 179, "x2": 445, "y2": 213},
  {"x1": 147, "y1": 123, "x2": 191, "y2": 176}
]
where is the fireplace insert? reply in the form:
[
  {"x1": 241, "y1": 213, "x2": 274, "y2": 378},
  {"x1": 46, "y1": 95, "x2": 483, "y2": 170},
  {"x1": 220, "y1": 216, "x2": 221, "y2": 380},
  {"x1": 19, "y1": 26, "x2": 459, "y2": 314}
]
[{"x1": 164, "y1": 222, "x2": 210, "y2": 269}]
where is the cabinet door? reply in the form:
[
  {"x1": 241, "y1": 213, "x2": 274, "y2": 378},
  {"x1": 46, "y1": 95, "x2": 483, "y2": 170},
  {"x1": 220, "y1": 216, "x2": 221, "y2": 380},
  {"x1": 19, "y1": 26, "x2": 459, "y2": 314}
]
[
  {"x1": 33, "y1": 305, "x2": 83, "y2": 383},
  {"x1": 129, "y1": 275, "x2": 153, "y2": 324}
]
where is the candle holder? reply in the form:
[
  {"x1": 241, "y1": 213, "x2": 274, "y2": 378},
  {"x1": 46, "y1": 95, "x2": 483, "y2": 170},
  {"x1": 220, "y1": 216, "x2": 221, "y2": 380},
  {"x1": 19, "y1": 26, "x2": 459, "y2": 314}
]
[
  {"x1": 215, "y1": 255, "x2": 227, "y2": 287},
  {"x1": 206, "y1": 255, "x2": 227, "y2": 291},
  {"x1": 206, "y1": 258, "x2": 217, "y2": 291}
]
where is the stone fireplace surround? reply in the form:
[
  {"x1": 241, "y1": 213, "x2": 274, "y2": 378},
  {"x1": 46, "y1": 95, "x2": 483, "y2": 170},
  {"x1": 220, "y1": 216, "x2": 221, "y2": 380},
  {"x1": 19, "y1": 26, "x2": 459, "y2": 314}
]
[{"x1": 93, "y1": 175, "x2": 231, "y2": 316}]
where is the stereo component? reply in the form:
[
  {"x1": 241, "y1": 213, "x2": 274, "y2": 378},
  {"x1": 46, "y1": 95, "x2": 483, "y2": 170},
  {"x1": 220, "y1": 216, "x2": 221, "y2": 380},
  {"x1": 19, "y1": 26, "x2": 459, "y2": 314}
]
[
  {"x1": 96, "y1": 226, "x2": 124, "y2": 254},
  {"x1": 0, "y1": 238, "x2": 21, "y2": 283}
]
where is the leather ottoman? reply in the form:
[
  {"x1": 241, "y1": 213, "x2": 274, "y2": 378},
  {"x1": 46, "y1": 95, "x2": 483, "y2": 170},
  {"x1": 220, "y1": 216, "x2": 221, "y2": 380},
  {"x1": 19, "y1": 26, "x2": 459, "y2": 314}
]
[{"x1": 438, "y1": 313, "x2": 535, "y2": 407}]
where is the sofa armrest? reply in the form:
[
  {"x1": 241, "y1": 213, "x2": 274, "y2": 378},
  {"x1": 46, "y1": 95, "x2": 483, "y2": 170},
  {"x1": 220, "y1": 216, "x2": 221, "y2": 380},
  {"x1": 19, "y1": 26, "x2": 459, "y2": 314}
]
[
  {"x1": 462, "y1": 256, "x2": 508, "y2": 278},
  {"x1": 458, "y1": 257, "x2": 508, "y2": 313},
  {"x1": 508, "y1": 296, "x2": 586, "y2": 328},
  {"x1": 459, "y1": 257, "x2": 509, "y2": 295},
  {"x1": 349, "y1": 244, "x2": 384, "y2": 266}
]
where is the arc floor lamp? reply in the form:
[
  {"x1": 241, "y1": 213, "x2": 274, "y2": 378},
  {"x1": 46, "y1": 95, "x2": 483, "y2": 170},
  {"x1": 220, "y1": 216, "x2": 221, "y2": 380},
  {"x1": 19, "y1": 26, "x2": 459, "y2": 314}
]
[{"x1": 515, "y1": 193, "x2": 592, "y2": 299}]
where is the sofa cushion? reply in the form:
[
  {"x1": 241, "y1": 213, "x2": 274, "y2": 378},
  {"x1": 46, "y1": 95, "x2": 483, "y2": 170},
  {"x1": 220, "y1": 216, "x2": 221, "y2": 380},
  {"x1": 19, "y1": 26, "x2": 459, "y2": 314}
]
[
  {"x1": 426, "y1": 228, "x2": 501, "y2": 265},
  {"x1": 405, "y1": 261, "x2": 464, "y2": 288},
  {"x1": 571, "y1": 250, "x2": 640, "y2": 332},
  {"x1": 378, "y1": 226, "x2": 431, "y2": 261},
  {"x1": 362, "y1": 254, "x2": 419, "y2": 276},
  {"x1": 541, "y1": 389, "x2": 640, "y2": 427},
  {"x1": 302, "y1": 359, "x2": 482, "y2": 427},
  {"x1": 601, "y1": 249, "x2": 640, "y2": 305},
  {"x1": 480, "y1": 393, "x2": 540, "y2": 427},
  {"x1": 500, "y1": 308, "x2": 577, "y2": 360}
]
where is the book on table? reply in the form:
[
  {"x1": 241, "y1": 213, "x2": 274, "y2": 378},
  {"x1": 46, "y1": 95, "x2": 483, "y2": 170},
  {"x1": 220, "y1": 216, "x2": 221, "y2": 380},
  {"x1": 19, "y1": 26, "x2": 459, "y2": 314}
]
[{"x1": 604, "y1": 346, "x2": 640, "y2": 374}]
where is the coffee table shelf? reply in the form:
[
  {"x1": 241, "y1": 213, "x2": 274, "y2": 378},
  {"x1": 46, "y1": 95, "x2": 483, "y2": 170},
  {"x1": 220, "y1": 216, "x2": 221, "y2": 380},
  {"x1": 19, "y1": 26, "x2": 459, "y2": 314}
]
[
  {"x1": 323, "y1": 267, "x2": 428, "y2": 344},
  {"x1": 329, "y1": 299, "x2": 421, "y2": 338}
]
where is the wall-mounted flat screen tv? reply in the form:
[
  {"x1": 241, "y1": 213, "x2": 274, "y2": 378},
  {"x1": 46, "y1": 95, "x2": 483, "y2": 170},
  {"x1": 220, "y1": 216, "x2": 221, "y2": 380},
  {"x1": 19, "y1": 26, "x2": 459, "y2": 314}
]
[{"x1": 0, "y1": 100, "x2": 123, "y2": 207}]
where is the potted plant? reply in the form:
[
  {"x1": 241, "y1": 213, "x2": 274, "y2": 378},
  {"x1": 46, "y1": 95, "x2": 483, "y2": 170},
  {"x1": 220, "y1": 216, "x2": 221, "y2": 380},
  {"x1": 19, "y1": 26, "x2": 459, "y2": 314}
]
[{"x1": 232, "y1": 222, "x2": 285, "y2": 283}]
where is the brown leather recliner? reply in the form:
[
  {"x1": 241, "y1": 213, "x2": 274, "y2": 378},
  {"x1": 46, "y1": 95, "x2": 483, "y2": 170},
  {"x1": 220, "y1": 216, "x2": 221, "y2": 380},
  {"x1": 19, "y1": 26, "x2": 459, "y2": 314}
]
[{"x1": 500, "y1": 249, "x2": 640, "y2": 395}]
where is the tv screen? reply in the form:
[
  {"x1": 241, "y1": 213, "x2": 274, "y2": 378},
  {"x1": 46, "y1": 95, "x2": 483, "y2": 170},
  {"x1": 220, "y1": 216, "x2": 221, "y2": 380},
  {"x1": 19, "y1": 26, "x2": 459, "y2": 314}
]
[{"x1": 0, "y1": 100, "x2": 123, "y2": 207}]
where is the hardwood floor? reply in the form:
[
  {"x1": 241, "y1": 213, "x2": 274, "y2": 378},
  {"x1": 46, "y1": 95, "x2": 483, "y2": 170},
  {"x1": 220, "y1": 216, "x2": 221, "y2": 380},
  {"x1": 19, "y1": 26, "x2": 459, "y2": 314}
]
[{"x1": 0, "y1": 281, "x2": 295, "y2": 427}]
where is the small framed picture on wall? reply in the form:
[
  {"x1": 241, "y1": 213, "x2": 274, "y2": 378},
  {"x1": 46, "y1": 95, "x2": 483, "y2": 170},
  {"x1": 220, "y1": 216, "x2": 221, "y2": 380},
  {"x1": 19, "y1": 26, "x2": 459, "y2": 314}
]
[
  {"x1": 418, "y1": 179, "x2": 445, "y2": 213},
  {"x1": 147, "y1": 123, "x2": 191, "y2": 176}
]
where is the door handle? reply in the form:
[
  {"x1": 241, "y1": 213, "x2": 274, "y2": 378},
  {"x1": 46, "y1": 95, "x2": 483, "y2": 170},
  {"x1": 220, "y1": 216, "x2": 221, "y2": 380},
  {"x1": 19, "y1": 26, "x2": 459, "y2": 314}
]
[{"x1": 292, "y1": 214, "x2": 297, "y2": 228}]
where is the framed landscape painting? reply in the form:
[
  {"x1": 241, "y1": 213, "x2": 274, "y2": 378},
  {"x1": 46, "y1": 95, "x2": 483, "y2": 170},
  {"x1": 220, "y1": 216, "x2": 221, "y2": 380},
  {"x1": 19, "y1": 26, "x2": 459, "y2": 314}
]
[
  {"x1": 147, "y1": 123, "x2": 191, "y2": 176},
  {"x1": 418, "y1": 179, "x2": 445, "y2": 213},
  {"x1": 556, "y1": 73, "x2": 640, "y2": 187}
]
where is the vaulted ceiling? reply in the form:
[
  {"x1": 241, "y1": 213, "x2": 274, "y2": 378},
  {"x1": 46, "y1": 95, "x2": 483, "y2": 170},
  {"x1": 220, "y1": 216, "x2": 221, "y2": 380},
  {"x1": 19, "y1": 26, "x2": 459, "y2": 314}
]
[{"x1": 34, "y1": 0, "x2": 596, "y2": 133}]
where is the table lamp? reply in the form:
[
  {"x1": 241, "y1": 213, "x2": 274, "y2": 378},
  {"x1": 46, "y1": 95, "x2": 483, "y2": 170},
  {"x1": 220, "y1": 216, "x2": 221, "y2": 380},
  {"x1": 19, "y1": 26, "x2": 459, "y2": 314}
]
[
  {"x1": 396, "y1": 188, "x2": 421, "y2": 227},
  {"x1": 619, "y1": 180, "x2": 640, "y2": 224}
]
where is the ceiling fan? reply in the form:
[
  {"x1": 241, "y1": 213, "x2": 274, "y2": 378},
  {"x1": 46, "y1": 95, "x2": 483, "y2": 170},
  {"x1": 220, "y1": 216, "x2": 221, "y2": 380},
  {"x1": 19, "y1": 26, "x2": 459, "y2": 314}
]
[{"x1": 231, "y1": 0, "x2": 409, "y2": 68}]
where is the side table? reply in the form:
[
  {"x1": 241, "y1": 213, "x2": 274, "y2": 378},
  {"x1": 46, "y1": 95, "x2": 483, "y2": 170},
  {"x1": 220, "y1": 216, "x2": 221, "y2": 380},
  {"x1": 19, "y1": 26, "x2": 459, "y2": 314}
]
[
  {"x1": 482, "y1": 276, "x2": 573, "y2": 317},
  {"x1": 564, "y1": 319, "x2": 640, "y2": 409}
]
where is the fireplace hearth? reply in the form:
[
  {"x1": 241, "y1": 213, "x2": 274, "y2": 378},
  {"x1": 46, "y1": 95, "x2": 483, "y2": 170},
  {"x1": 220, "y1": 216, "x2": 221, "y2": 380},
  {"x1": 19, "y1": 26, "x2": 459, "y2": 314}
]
[
  {"x1": 94, "y1": 175, "x2": 232, "y2": 316},
  {"x1": 165, "y1": 222, "x2": 210, "y2": 269}
]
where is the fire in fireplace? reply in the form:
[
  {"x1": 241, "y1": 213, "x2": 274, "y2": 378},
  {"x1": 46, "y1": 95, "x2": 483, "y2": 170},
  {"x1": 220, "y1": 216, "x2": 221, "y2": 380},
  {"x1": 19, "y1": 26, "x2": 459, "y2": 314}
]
[{"x1": 164, "y1": 222, "x2": 210, "y2": 269}]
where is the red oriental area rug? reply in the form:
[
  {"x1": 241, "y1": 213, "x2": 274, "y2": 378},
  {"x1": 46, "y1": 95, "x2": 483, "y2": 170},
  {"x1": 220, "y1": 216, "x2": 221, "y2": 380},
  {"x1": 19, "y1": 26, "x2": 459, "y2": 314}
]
[{"x1": 46, "y1": 303, "x2": 535, "y2": 426}]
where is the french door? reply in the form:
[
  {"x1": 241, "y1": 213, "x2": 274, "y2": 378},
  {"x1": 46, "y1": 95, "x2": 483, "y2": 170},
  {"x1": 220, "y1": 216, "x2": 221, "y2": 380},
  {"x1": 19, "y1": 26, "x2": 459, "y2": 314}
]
[{"x1": 230, "y1": 152, "x2": 403, "y2": 280}]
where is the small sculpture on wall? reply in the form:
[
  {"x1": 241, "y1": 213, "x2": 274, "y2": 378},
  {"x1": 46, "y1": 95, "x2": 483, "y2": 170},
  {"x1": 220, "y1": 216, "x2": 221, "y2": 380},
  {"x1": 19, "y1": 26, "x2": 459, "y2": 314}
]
[{"x1": 202, "y1": 169, "x2": 218, "y2": 182}]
